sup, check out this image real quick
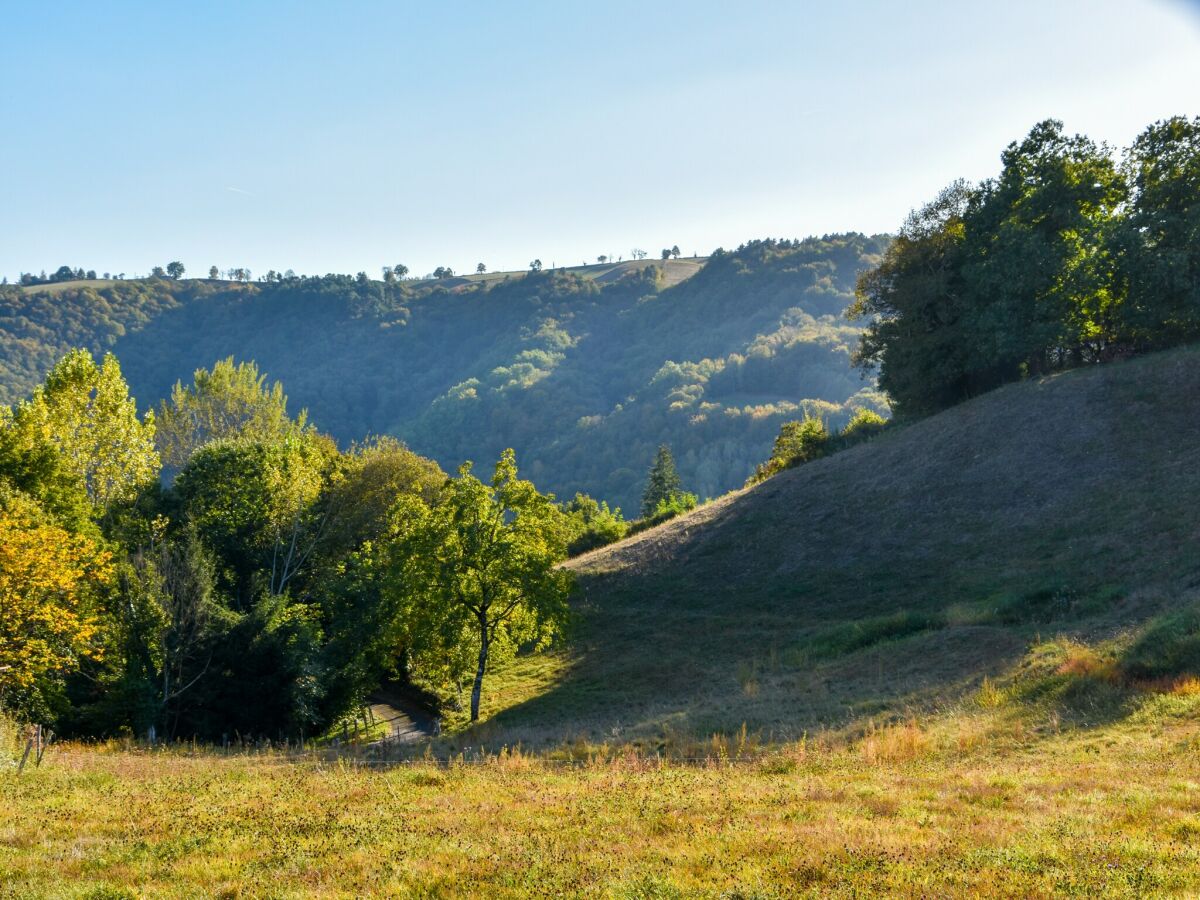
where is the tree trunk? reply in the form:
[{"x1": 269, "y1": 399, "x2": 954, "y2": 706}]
[{"x1": 470, "y1": 621, "x2": 489, "y2": 722}]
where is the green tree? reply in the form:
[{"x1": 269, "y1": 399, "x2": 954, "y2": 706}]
[
  {"x1": 1119, "y1": 116, "x2": 1200, "y2": 344},
  {"x1": 113, "y1": 527, "x2": 229, "y2": 738},
  {"x1": 387, "y1": 449, "x2": 570, "y2": 721},
  {"x1": 166, "y1": 261, "x2": 185, "y2": 279},
  {"x1": 208, "y1": 265, "x2": 219, "y2": 279},
  {"x1": 0, "y1": 407, "x2": 92, "y2": 531},
  {"x1": 174, "y1": 434, "x2": 334, "y2": 605},
  {"x1": 641, "y1": 444, "x2": 684, "y2": 518},
  {"x1": 156, "y1": 358, "x2": 308, "y2": 469},
  {"x1": 852, "y1": 121, "x2": 1126, "y2": 416},
  {"x1": 961, "y1": 120, "x2": 1125, "y2": 384},
  {"x1": 850, "y1": 182, "x2": 973, "y2": 416},
  {"x1": 10, "y1": 350, "x2": 159, "y2": 511},
  {"x1": 476, "y1": 262, "x2": 487, "y2": 275},
  {"x1": 319, "y1": 436, "x2": 444, "y2": 560}
]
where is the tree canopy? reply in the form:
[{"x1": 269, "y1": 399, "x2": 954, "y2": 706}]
[
  {"x1": 156, "y1": 357, "x2": 307, "y2": 470},
  {"x1": 851, "y1": 117, "x2": 1200, "y2": 416},
  {"x1": 385, "y1": 449, "x2": 571, "y2": 721}
]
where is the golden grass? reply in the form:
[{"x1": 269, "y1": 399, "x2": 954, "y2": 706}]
[{"x1": 4, "y1": 699, "x2": 1200, "y2": 898}]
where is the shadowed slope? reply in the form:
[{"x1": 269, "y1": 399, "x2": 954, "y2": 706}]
[{"x1": 482, "y1": 347, "x2": 1200, "y2": 741}]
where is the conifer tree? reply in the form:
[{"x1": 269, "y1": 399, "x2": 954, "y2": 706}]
[{"x1": 641, "y1": 444, "x2": 683, "y2": 518}]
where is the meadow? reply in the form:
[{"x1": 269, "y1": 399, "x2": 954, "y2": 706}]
[{"x1": 4, "y1": 681, "x2": 1200, "y2": 898}]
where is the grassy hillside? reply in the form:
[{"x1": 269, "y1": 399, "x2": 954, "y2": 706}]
[
  {"x1": 468, "y1": 345, "x2": 1200, "y2": 744},
  {"x1": 0, "y1": 236, "x2": 887, "y2": 510}
]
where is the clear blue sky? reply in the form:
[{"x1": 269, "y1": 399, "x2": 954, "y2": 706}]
[{"x1": 3, "y1": 1, "x2": 1198, "y2": 281}]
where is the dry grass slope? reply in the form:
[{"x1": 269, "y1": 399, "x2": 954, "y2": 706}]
[{"x1": 475, "y1": 346, "x2": 1200, "y2": 744}]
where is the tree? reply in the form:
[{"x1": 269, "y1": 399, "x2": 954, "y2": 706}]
[
  {"x1": 960, "y1": 120, "x2": 1125, "y2": 384},
  {"x1": 166, "y1": 261, "x2": 185, "y2": 279},
  {"x1": 117, "y1": 527, "x2": 225, "y2": 738},
  {"x1": 476, "y1": 263, "x2": 487, "y2": 275},
  {"x1": 661, "y1": 249, "x2": 672, "y2": 260},
  {"x1": 156, "y1": 358, "x2": 308, "y2": 469},
  {"x1": 208, "y1": 266, "x2": 219, "y2": 279},
  {"x1": 388, "y1": 449, "x2": 571, "y2": 721},
  {"x1": 10, "y1": 350, "x2": 159, "y2": 511},
  {"x1": 175, "y1": 434, "x2": 333, "y2": 605},
  {"x1": 151, "y1": 266, "x2": 166, "y2": 278},
  {"x1": 671, "y1": 245, "x2": 680, "y2": 259},
  {"x1": 1119, "y1": 116, "x2": 1200, "y2": 344},
  {"x1": 433, "y1": 266, "x2": 454, "y2": 279},
  {"x1": 631, "y1": 248, "x2": 647, "y2": 260},
  {"x1": 0, "y1": 491, "x2": 112, "y2": 715},
  {"x1": 529, "y1": 259, "x2": 543, "y2": 272},
  {"x1": 319, "y1": 436, "x2": 444, "y2": 560},
  {"x1": 598, "y1": 255, "x2": 608, "y2": 264},
  {"x1": 394, "y1": 264, "x2": 409, "y2": 279},
  {"x1": 850, "y1": 182, "x2": 974, "y2": 416},
  {"x1": 641, "y1": 444, "x2": 684, "y2": 518}
]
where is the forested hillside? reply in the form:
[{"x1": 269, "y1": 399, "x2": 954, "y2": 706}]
[{"x1": 0, "y1": 235, "x2": 888, "y2": 509}]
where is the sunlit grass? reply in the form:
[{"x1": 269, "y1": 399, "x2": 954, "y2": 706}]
[{"x1": 5, "y1": 661, "x2": 1200, "y2": 898}]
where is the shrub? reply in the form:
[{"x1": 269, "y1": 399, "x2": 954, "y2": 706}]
[
  {"x1": 748, "y1": 416, "x2": 829, "y2": 484},
  {"x1": 562, "y1": 493, "x2": 628, "y2": 556},
  {"x1": 839, "y1": 406, "x2": 887, "y2": 442},
  {"x1": 626, "y1": 492, "x2": 699, "y2": 537},
  {"x1": 1123, "y1": 604, "x2": 1200, "y2": 680}
]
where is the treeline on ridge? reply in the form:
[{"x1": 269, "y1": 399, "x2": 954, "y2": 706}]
[{"x1": 0, "y1": 236, "x2": 890, "y2": 511}]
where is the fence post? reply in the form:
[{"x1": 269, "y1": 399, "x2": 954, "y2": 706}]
[{"x1": 16, "y1": 731, "x2": 33, "y2": 775}]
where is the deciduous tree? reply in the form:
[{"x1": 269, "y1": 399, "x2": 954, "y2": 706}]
[
  {"x1": 10, "y1": 350, "x2": 159, "y2": 511},
  {"x1": 387, "y1": 450, "x2": 570, "y2": 721},
  {"x1": 0, "y1": 491, "x2": 112, "y2": 712}
]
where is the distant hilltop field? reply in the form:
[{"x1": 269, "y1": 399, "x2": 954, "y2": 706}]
[{"x1": 0, "y1": 236, "x2": 889, "y2": 509}]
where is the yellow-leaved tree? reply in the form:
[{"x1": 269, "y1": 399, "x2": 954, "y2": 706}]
[
  {"x1": 10, "y1": 349, "x2": 160, "y2": 512},
  {"x1": 0, "y1": 492, "x2": 113, "y2": 707}
]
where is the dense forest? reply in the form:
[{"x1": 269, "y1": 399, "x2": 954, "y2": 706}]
[{"x1": 0, "y1": 235, "x2": 889, "y2": 511}]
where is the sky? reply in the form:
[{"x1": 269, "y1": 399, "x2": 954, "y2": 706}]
[{"x1": 3, "y1": 0, "x2": 1199, "y2": 281}]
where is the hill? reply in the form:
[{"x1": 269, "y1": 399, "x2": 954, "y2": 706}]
[
  {"x1": 473, "y1": 344, "x2": 1200, "y2": 742},
  {"x1": 0, "y1": 236, "x2": 888, "y2": 510}
]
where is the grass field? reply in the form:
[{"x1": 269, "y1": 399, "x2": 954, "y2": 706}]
[{"x1": 4, "y1": 685, "x2": 1200, "y2": 897}]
